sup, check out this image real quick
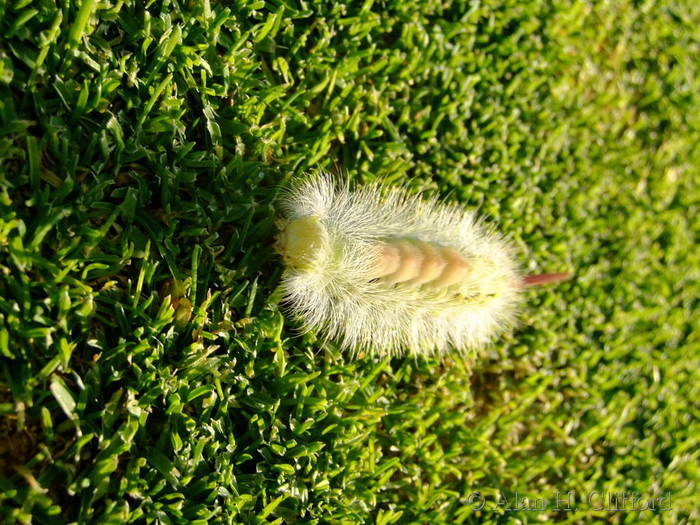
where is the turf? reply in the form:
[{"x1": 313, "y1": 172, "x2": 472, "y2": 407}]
[{"x1": 0, "y1": 0, "x2": 698, "y2": 523}]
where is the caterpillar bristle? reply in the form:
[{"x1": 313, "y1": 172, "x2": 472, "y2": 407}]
[{"x1": 275, "y1": 174, "x2": 566, "y2": 358}]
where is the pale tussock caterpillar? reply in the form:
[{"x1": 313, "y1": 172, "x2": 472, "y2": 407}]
[{"x1": 276, "y1": 175, "x2": 570, "y2": 358}]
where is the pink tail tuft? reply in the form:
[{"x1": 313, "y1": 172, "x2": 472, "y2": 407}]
[{"x1": 522, "y1": 272, "x2": 572, "y2": 287}]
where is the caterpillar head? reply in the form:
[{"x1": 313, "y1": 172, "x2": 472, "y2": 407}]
[{"x1": 276, "y1": 216, "x2": 328, "y2": 271}]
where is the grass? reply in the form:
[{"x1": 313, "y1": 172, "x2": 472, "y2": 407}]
[{"x1": 0, "y1": 0, "x2": 698, "y2": 523}]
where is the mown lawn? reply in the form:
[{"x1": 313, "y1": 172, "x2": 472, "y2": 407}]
[{"x1": 0, "y1": 0, "x2": 698, "y2": 523}]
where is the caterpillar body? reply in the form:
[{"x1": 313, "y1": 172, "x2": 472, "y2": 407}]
[{"x1": 276, "y1": 175, "x2": 568, "y2": 358}]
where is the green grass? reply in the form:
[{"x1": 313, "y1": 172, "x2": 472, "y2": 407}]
[{"x1": 0, "y1": 0, "x2": 698, "y2": 523}]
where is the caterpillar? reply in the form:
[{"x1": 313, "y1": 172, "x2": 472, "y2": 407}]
[{"x1": 275, "y1": 175, "x2": 569, "y2": 358}]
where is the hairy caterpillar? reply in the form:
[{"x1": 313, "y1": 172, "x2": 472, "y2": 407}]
[{"x1": 275, "y1": 175, "x2": 569, "y2": 358}]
